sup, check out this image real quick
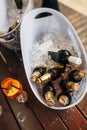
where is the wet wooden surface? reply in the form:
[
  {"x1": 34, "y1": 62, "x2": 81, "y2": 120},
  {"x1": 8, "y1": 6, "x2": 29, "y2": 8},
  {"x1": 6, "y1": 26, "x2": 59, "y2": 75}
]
[{"x1": 0, "y1": 3, "x2": 87, "y2": 130}]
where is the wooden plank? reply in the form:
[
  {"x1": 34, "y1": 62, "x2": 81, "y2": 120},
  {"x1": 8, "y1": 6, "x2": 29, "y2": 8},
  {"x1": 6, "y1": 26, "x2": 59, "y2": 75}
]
[
  {"x1": 73, "y1": 18, "x2": 87, "y2": 30},
  {"x1": 57, "y1": 107, "x2": 87, "y2": 130},
  {"x1": 0, "y1": 90, "x2": 20, "y2": 130},
  {"x1": 77, "y1": 93, "x2": 87, "y2": 119},
  {"x1": 0, "y1": 46, "x2": 68, "y2": 130},
  {"x1": 59, "y1": 3, "x2": 87, "y2": 125},
  {"x1": 68, "y1": 14, "x2": 83, "y2": 24},
  {"x1": 77, "y1": 25, "x2": 87, "y2": 35},
  {"x1": 60, "y1": 3, "x2": 76, "y2": 16},
  {"x1": 0, "y1": 46, "x2": 44, "y2": 130}
]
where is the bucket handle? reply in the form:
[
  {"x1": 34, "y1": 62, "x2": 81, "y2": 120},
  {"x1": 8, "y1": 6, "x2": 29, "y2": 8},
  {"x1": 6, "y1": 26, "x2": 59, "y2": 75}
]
[
  {"x1": 35, "y1": 12, "x2": 52, "y2": 19},
  {"x1": 24, "y1": 8, "x2": 58, "y2": 22}
]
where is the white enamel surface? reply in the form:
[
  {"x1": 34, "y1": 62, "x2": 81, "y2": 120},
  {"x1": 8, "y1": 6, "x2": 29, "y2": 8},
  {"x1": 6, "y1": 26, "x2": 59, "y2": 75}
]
[{"x1": 20, "y1": 8, "x2": 87, "y2": 110}]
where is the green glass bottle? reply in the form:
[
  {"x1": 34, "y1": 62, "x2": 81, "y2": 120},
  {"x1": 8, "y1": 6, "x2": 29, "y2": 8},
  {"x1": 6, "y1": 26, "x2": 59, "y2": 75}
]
[
  {"x1": 14, "y1": 0, "x2": 23, "y2": 9},
  {"x1": 57, "y1": 91, "x2": 71, "y2": 106},
  {"x1": 43, "y1": 82, "x2": 56, "y2": 106},
  {"x1": 30, "y1": 67, "x2": 46, "y2": 82},
  {"x1": 37, "y1": 67, "x2": 64, "y2": 84}
]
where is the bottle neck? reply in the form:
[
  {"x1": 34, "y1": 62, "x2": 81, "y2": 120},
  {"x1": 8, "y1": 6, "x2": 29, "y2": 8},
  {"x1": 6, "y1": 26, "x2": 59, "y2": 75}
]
[
  {"x1": 68, "y1": 56, "x2": 82, "y2": 65},
  {"x1": 45, "y1": 91, "x2": 55, "y2": 106}
]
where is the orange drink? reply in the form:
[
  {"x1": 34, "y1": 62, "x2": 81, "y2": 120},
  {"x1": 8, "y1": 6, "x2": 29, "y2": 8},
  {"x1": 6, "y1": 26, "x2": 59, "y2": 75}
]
[{"x1": 1, "y1": 77, "x2": 22, "y2": 98}]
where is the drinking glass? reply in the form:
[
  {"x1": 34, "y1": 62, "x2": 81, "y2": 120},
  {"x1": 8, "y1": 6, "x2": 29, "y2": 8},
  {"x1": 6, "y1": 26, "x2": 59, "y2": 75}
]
[{"x1": 1, "y1": 77, "x2": 28, "y2": 103}]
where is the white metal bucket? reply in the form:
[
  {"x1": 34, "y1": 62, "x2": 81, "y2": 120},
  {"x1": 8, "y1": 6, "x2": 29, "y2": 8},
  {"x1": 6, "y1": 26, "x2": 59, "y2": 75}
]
[{"x1": 20, "y1": 8, "x2": 87, "y2": 110}]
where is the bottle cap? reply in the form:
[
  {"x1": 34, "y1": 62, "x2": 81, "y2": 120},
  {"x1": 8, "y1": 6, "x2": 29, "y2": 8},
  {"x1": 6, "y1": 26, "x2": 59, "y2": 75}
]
[
  {"x1": 30, "y1": 71, "x2": 41, "y2": 82},
  {"x1": 58, "y1": 95, "x2": 69, "y2": 106},
  {"x1": 45, "y1": 92, "x2": 55, "y2": 106},
  {"x1": 68, "y1": 56, "x2": 82, "y2": 65},
  {"x1": 30, "y1": 76, "x2": 37, "y2": 82},
  {"x1": 67, "y1": 82, "x2": 80, "y2": 91},
  {"x1": 71, "y1": 83, "x2": 80, "y2": 91}
]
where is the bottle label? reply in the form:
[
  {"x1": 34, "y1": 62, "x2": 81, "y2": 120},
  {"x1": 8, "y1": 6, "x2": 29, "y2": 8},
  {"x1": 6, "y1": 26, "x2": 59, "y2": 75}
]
[{"x1": 40, "y1": 73, "x2": 51, "y2": 84}]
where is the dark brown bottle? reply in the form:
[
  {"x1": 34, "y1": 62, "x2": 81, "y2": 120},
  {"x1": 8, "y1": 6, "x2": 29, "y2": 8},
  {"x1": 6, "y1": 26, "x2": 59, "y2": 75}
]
[
  {"x1": 48, "y1": 49, "x2": 82, "y2": 65},
  {"x1": 36, "y1": 67, "x2": 64, "y2": 84},
  {"x1": 14, "y1": 0, "x2": 23, "y2": 9},
  {"x1": 43, "y1": 82, "x2": 56, "y2": 106},
  {"x1": 57, "y1": 91, "x2": 71, "y2": 106},
  {"x1": 30, "y1": 67, "x2": 46, "y2": 82},
  {"x1": 59, "y1": 80, "x2": 80, "y2": 92},
  {"x1": 68, "y1": 70, "x2": 85, "y2": 82}
]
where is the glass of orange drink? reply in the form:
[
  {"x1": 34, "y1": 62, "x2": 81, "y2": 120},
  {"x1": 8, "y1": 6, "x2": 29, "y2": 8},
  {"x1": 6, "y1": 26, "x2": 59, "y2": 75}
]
[{"x1": 1, "y1": 77, "x2": 28, "y2": 103}]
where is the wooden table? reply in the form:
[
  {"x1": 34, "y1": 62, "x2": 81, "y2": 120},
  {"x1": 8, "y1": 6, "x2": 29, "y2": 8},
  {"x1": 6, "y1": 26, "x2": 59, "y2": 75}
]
[{"x1": 0, "y1": 3, "x2": 87, "y2": 130}]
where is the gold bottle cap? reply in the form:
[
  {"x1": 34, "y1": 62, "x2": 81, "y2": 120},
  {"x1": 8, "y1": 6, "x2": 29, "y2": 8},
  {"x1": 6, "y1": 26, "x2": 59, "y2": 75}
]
[
  {"x1": 30, "y1": 71, "x2": 41, "y2": 82},
  {"x1": 45, "y1": 91, "x2": 55, "y2": 106},
  {"x1": 0, "y1": 31, "x2": 4, "y2": 35},
  {"x1": 78, "y1": 71, "x2": 85, "y2": 78},
  {"x1": 71, "y1": 83, "x2": 80, "y2": 91},
  {"x1": 58, "y1": 95, "x2": 69, "y2": 106},
  {"x1": 66, "y1": 82, "x2": 80, "y2": 91}
]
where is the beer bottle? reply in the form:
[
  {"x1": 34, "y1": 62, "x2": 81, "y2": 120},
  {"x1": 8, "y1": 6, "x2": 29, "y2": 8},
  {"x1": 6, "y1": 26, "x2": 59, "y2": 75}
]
[
  {"x1": 43, "y1": 81, "x2": 56, "y2": 106},
  {"x1": 30, "y1": 67, "x2": 46, "y2": 82},
  {"x1": 68, "y1": 69, "x2": 85, "y2": 82},
  {"x1": 48, "y1": 49, "x2": 82, "y2": 65},
  {"x1": 57, "y1": 91, "x2": 71, "y2": 106},
  {"x1": 36, "y1": 67, "x2": 64, "y2": 84}
]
